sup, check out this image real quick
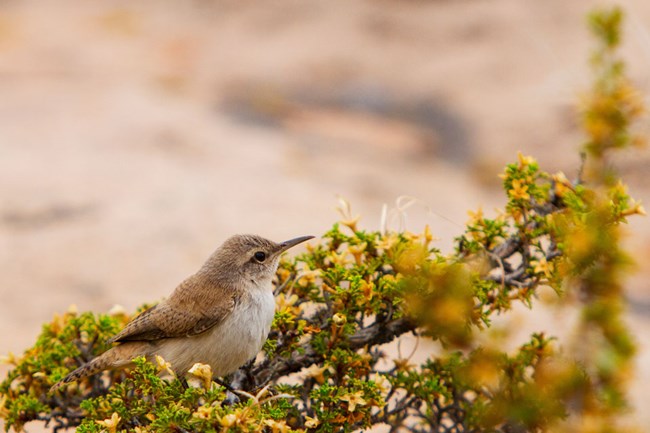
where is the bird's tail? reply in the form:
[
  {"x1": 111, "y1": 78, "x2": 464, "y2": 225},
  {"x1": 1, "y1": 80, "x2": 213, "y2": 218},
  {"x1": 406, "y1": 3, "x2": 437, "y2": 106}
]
[{"x1": 49, "y1": 344, "x2": 141, "y2": 393}]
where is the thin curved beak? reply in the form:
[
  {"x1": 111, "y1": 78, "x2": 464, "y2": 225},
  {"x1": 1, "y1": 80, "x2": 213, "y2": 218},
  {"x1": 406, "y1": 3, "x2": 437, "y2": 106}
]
[{"x1": 278, "y1": 235, "x2": 314, "y2": 253}]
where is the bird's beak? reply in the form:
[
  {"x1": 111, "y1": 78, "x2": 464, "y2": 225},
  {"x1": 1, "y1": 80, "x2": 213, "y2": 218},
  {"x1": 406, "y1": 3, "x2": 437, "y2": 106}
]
[{"x1": 278, "y1": 235, "x2": 314, "y2": 253}]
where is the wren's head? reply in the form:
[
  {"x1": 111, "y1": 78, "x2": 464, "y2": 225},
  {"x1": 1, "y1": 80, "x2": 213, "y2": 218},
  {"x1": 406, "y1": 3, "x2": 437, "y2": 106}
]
[{"x1": 200, "y1": 234, "x2": 314, "y2": 288}]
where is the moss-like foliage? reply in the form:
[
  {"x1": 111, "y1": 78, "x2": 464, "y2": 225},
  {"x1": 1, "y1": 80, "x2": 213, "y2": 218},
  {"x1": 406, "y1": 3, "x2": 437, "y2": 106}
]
[{"x1": 0, "y1": 7, "x2": 645, "y2": 433}]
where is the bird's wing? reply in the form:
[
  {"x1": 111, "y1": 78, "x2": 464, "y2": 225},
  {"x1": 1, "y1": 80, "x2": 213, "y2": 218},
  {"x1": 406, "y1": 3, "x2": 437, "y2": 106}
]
[{"x1": 108, "y1": 278, "x2": 236, "y2": 343}]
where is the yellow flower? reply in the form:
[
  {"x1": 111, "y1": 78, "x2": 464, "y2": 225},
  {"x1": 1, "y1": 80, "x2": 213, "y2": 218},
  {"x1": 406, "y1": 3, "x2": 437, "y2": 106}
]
[
  {"x1": 193, "y1": 405, "x2": 213, "y2": 420},
  {"x1": 532, "y1": 257, "x2": 554, "y2": 278},
  {"x1": 264, "y1": 419, "x2": 290, "y2": 433},
  {"x1": 276, "y1": 267, "x2": 291, "y2": 284},
  {"x1": 155, "y1": 355, "x2": 176, "y2": 379},
  {"x1": 188, "y1": 363, "x2": 213, "y2": 390},
  {"x1": 403, "y1": 231, "x2": 419, "y2": 242},
  {"x1": 357, "y1": 280, "x2": 376, "y2": 307},
  {"x1": 620, "y1": 200, "x2": 646, "y2": 217},
  {"x1": 275, "y1": 293, "x2": 300, "y2": 315},
  {"x1": 96, "y1": 412, "x2": 121, "y2": 433},
  {"x1": 218, "y1": 409, "x2": 253, "y2": 428},
  {"x1": 305, "y1": 415, "x2": 320, "y2": 428},
  {"x1": 336, "y1": 196, "x2": 361, "y2": 232},
  {"x1": 297, "y1": 269, "x2": 321, "y2": 287},
  {"x1": 509, "y1": 179, "x2": 530, "y2": 201},
  {"x1": 422, "y1": 224, "x2": 435, "y2": 245},
  {"x1": 370, "y1": 373, "x2": 391, "y2": 395},
  {"x1": 376, "y1": 233, "x2": 398, "y2": 252},
  {"x1": 393, "y1": 357, "x2": 414, "y2": 372},
  {"x1": 509, "y1": 207, "x2": 523, "y2": 223},
  {"x1": 340, "y1": 390, "x2": 367, "y2": 412},
  {"x1": 517, "y1": 151, "x2": 535, "y2": 168},
  {"x1": 327, "y1": 251, "x2": 351, "y2": 267},
  {"x1": 220, "y1": 413, "x2": 238, "y2": 428},
  {"x1": 552, "y1": 172, "x2": 573, "y2": 197},
  {"x1": 49, "y1": 315, "x2": 63, "y2": 335},
  {"x1": 349, "y1": 242, "x2": 367, "y2": 264},
  {"x1": 302, "y1": 364, "x2": 328, "y2": 385},
  {"x1": 341, "y1": 215, "x2": 361, "y2": 232},
  {"x1": 467, "y1": 207, "x2": 484, "y2": 225}
]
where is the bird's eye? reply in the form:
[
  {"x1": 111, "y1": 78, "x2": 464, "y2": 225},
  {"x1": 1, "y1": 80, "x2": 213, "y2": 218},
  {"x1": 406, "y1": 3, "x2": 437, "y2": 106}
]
[{"x1": 254, "y1": 251, "x2": 266, "y2": 262}]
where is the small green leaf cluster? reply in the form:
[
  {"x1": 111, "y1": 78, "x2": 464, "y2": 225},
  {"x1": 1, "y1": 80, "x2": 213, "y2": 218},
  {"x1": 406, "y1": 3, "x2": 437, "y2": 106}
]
[
  {"x1": 0, "y1": 308, "x2": 128, "y2": 431},
  {"x1": 75, "y1": 357, "x2": 299, "y2": 433},
  {"x1": 457, "y1": 155, "x2": 569, "y2": 322}
]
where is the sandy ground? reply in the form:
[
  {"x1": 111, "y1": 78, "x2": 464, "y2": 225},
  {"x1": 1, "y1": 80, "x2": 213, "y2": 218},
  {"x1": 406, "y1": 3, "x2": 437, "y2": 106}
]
[{"x1": 0, "y1": 0, "x2": 649, "y2": 430}]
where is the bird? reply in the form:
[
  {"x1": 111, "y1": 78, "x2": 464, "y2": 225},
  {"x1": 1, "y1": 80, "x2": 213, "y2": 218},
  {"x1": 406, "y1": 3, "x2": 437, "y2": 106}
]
[{"x1": 50, "y1": 234, "x2": 313, "y2": 392}]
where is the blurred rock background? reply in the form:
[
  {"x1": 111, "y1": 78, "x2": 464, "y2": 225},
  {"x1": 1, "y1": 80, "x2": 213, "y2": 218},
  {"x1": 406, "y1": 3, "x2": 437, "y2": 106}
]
[{"x1": 0, "y1": 0, "x2": 648, "y2": 429}]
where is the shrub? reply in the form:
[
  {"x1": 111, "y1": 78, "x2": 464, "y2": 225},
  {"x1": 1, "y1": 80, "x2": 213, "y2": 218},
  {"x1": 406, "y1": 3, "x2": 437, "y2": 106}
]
[{"x1": 0, "y1": 7, "x2": 645, "y2": 433}]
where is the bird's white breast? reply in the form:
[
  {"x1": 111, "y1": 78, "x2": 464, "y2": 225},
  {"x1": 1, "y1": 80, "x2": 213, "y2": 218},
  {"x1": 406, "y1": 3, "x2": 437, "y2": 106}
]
[{"x1": 152, "y1": 285, "x2": 276, "y2": 376}]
